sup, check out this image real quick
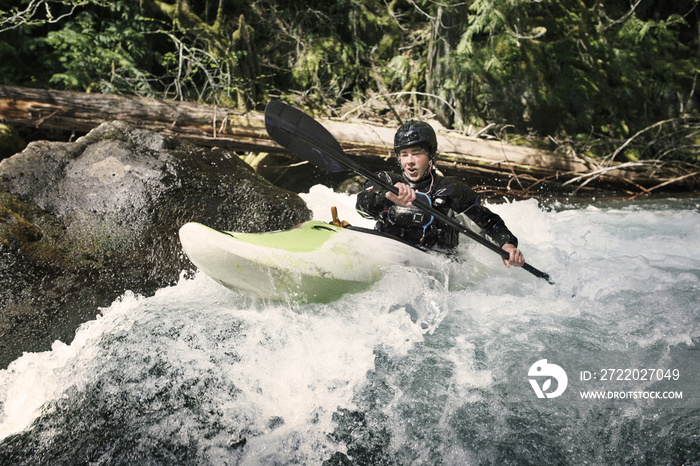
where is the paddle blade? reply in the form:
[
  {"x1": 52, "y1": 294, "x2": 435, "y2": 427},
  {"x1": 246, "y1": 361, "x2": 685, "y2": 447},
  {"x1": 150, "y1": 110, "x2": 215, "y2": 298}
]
[{"x1": 265, "y1": 100, "x2": 346, "y2": 173}]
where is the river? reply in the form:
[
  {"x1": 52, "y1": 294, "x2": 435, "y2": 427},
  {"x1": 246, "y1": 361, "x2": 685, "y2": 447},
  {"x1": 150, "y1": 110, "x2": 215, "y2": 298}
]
[{"x1": 1, "y1": 185, "x2": 698, "y2": 465}]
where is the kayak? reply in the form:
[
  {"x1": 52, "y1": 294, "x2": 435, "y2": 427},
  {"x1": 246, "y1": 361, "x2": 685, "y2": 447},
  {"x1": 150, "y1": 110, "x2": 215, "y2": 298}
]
[{"x1": 178, "y1": 220, "x2": 447, "y2": 302}]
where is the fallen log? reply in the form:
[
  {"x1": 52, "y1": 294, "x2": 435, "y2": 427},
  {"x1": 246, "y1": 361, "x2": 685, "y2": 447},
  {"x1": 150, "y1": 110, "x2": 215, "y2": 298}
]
[
  {"x1": 0, "y1": 85, "x2": 697, "y2": 192},
  {"x1": 0, "y1": 85, "x2": 271, "y2": 152}
]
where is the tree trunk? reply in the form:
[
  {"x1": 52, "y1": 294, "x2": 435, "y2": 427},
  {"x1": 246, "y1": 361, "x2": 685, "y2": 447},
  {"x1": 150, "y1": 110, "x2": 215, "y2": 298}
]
[
  {"x1": 1, "y1": 85, "x2": 696, "y2": 192},
  {"x1": 426, "y1": 4, "x2": 469, "y2": 128},
  {"x1": 0, "y1": 85, "x2": 272, "y2": 152}
]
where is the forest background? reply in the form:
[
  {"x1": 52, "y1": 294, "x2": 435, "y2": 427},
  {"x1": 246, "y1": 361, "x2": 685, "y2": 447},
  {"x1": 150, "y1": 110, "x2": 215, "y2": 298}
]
[{"x1": 1, "y1": 0, "x2": 699, "y2": 167}]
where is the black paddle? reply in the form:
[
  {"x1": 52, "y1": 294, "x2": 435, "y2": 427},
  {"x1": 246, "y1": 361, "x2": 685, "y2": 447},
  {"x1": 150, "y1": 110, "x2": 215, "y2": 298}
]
[{"x1": 264, "y1": 100, "x2": 554, "y2": 284}]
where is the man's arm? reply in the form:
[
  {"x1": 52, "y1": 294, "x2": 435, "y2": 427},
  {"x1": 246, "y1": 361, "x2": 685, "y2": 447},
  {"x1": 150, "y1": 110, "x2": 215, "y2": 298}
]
[{"x1": 450, "y1": 182, "x2": 525, "y2": 268}]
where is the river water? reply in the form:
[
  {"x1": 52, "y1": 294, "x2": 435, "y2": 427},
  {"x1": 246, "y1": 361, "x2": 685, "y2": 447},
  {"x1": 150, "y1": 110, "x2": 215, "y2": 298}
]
[{"x1": 0, "y1": 185, "x2": 698, "y2": 465}]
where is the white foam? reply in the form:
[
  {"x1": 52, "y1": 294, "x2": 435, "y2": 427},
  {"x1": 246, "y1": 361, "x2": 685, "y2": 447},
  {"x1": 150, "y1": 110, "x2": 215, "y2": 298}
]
[{"x1": 1, "y1": 188, "x2": 698, "y2": 464}]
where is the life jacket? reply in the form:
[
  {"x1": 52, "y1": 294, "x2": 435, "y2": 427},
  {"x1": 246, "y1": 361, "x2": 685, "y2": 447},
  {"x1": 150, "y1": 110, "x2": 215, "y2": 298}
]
[{"x1": 382, "y1": 192, "x2": 439, "y2": 246}]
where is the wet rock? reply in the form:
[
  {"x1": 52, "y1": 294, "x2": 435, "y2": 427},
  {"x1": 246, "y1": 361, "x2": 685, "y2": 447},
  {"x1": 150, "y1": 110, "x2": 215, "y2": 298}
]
[{"x1": 0, "y1": 121, "x2": 311, "y2": 368}]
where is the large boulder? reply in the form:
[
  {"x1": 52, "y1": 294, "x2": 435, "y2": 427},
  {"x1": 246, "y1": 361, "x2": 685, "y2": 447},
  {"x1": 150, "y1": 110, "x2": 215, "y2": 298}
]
[{"x1": 0, "y1": 121, "x2": 311, "y2": 368}]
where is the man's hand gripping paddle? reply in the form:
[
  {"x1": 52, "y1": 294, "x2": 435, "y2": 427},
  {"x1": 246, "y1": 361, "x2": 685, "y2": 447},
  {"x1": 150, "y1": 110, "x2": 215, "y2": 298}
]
[{"x1": 264, "y1": 100, "x2": 554, "y2": 284}]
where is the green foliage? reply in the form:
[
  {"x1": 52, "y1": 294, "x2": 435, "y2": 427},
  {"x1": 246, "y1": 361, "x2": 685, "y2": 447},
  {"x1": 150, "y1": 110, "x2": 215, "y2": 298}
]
[
  {"x1": 0, "y1": 0, "x2": 698, "y2": 164},
  {"x1": 447, "y1": 0, "x2": 699, "y2": 161},
  {"x1": 44, "y1": 9, "x2": 151, "y2": 92},
  {"x1": 0, "y1": 1, "x2": 162, "y2": 94},
  {"x1": 249, "y1": 0, "x2": 403, "y2": 106}
]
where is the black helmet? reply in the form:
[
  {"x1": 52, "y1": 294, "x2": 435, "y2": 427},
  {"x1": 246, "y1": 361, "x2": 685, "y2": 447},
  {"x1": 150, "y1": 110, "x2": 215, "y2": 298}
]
[{"x1": 394, "y1": 120, "x2": 438, "y2": 157}]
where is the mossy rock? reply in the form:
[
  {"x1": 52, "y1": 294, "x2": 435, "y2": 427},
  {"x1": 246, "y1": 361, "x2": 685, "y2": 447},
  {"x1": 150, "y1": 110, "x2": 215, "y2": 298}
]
[{"x1": 0, "y1": 121, "x2": 311, "y2": 368}]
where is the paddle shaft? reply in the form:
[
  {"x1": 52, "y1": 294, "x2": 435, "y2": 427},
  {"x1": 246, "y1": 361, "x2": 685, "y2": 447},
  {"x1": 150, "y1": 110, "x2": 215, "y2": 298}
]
[{"x1": 266, "y1": 102, "x2": 553, "y2": 284}]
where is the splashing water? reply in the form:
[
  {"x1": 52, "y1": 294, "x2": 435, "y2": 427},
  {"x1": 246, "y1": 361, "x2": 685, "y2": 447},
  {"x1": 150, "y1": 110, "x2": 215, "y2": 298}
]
[{"x1": 0, "y1": 185, "x2": 698, "y2": 465}]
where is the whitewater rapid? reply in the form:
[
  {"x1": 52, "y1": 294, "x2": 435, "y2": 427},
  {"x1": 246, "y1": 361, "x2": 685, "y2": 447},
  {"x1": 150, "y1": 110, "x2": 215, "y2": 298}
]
[{"x1": 0, "y1": 185, "x2": 698, "y2": 465}]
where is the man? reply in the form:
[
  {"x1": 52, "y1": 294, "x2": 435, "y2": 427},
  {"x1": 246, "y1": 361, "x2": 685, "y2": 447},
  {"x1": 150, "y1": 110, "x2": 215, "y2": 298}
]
[{"x1": 356, "y1": 119, "x2": 525, "y2": 268}]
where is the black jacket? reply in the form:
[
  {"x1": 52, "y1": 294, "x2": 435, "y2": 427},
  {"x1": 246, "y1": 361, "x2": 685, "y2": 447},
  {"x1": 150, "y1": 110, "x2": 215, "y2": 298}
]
[{"x1": 356, "y1": 170, "x2": 518, "y2": 251}]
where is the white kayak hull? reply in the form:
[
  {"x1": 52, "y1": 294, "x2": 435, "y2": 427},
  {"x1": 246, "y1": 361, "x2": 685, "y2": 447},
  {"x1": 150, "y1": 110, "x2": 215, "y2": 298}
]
[{"x1": 178, "y1": 221, "x2": 446, "y2": 301}]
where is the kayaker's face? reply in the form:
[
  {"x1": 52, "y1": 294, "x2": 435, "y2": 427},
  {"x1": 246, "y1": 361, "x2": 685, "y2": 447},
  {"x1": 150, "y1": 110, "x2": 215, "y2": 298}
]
[{"x1": 398, "y1": 147, "x2": 431, "y2": 182}]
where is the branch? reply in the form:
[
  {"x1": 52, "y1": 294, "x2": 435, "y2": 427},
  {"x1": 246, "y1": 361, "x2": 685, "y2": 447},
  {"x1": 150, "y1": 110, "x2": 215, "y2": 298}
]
[
  {"x1": 561, "y1": 162, "x2": 647, "y2": 185},
  {"x1": 598, "y1": 0, "x2": 642, "y2": 31},
  {"x1": 605, "y1": 117, "x2": 692, "y2": 163},
  {"x1": 0, "y1": 0, "x2": 108, "y2": 33},
  {"x1": 340, "y1": 91, "x2": 458, "y2": 121}
]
